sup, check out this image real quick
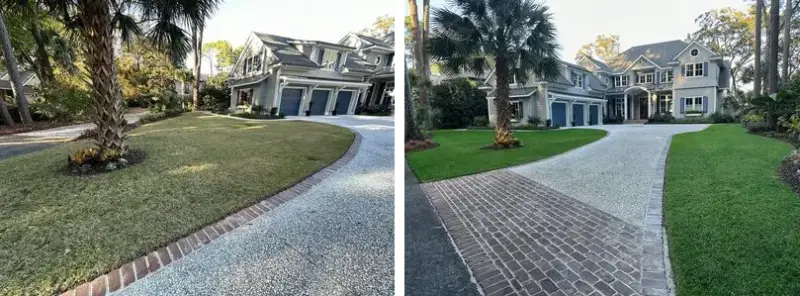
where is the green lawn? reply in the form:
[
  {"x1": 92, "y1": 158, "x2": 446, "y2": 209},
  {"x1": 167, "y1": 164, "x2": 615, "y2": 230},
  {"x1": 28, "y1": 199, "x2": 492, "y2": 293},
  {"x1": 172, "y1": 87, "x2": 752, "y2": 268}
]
[
  {"x1": 406, "y1": 129, "x2": 607, "y2": 182},
  {"x1": 0, "y1": 113, "x2": 353, "y2": 296},
  {"x1": 665, "y1": 125, "x2": 800, "y2": 295}
]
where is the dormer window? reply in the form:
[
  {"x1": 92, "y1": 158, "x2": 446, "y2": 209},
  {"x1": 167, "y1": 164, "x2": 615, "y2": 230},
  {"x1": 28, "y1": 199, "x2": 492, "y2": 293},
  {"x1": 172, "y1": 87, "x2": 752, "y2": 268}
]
[
  {"x1": 317, "y1": 48, "x2": 342, "y2": 70},
  {"x1": 572, "y1": 71, "x2": 584, "y2": 88},
  {"x1": 637, "y1": 72, "x2": 653, "y2": 84},
  {"x1": 690, "y1": 49, "x2": 699, "y2": 56}
]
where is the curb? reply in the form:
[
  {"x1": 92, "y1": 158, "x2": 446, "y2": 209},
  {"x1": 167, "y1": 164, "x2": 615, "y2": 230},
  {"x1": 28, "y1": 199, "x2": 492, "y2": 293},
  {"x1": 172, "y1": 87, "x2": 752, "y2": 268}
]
[
  {"x1": 640, "y1": 136, "x2": 676, "y2": 296},
  {"x1": 58, "y1": 132, "x2": 362, "y2": 296}
]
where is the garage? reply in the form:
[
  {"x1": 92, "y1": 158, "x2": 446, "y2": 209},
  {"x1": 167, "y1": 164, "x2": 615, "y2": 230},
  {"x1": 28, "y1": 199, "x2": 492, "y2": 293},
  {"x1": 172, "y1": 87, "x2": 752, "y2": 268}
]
[
  {"x1": 279, "y1": 88, "x2": 303, "y2": 116},
  {"x1": 551, "y1": 102, "x2": 567, "y2": 127},
  {"x1": 310, "y1": 89, "x2": 330, "y2": 115},
  {"x1": 572, "y1": 104, "x2": 585, "y2": 126},
  {"x1": 589, "y1": 105, "x2": 599, "y2": 125},
  {"x1": 335, "y1": 91, "x2": 354, "y2": 115}
]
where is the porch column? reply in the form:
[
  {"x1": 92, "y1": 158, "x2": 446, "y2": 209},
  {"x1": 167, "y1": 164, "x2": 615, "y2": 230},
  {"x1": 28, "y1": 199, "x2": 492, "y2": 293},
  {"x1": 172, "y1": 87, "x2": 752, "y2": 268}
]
[
  {"x1": 229, "y1": 87, "x2": 237, "y2": 111},
  {"x1": 598, "y1": 104, "x2": 604, "y2": 126},
  {"x1": 584, "y1": 104, "x2": 589, "y2": 126},
  {"x1": 566, "y1": 101, "x2": 573, "y2": 127},
  {"x1": 623, "y1": 94, "x2": 628, "y2": 120},
  {"x1": 327, "y1": 87, "x2": 342, "y2": 115},
  {"x1": 300, "y1": 86, "x2": 315, "y2": 116}
]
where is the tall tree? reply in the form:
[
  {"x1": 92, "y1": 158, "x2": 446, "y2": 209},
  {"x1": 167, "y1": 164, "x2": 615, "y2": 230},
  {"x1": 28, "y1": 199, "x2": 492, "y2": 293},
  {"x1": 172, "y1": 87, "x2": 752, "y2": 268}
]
[
  {"x1": 407, "y1": 0, "x2": 423, "y2": 74},
  {"x1": 692, "y1": 7, "x2": 754, "y2": 95},
  {"x1": 429, "y1": 0, "x2": 561, "y2": 147},
  {"x1": 768, "y1": 0, "x2": 780, "y2": 94},
  {"x1": 192, "y1": 26, "x2": 203, "y2": 109},
  {"x1": 783, "y1": 0, "x2": 793, "y2": 83},
  {"x1": 574, "y1": 34, "x2": 621, "y2": 63},
  {"x1": 755, "y1": 0, "x2": 763, "y2": 96},
  {"x1": 422, "y1": 0, "x2": 430, "y2": 77},
  {"x1": 359, "y1": 15, "x2": 395, "y2": 37},
  {"x1": 0, "y1": 6, "x2": 32, "y2": 123},
  {"x1": 203, "y1": 40, "x2": 236, "y2": 72},
  {"x1": 405, "y1": 69, "x2": 423, "y2": 141}
]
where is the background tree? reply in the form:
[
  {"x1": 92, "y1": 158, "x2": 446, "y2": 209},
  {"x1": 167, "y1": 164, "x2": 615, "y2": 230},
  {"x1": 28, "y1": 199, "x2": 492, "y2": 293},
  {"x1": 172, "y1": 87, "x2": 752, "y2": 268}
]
[
  {"x1": 117, "y1": 39, "x2": 180, "y2": 100},
  {"x1": 0, "y1": 6, "x2": 32, "y2": 123},
  {"x1": 692, "y1": 7, "x2": 754, "y2": 95},
  {"x1": 408, "y1": 0, "x2": 431, "y2": 128},
  {"x1": 429, "y1": 0, "x2": 561, "y2": 147},
  {"x1": 359, "y1": 15, "x2": 394, "y2": 37},
  {"x1": 405, "y1": 69, "x2": 424, "y2": 141},
  {"x1": 203, "y1": 40, "x2": 237, "y2": 72},
  {"x1": 784, "y1": 0, "x2": 793, "y2": 83},
  {"x1": 755, "y1": 0, "x2": 763, "y2": 96},
  {"x1": 575, "y1": 34, "x2": 621, "y2": 63}
]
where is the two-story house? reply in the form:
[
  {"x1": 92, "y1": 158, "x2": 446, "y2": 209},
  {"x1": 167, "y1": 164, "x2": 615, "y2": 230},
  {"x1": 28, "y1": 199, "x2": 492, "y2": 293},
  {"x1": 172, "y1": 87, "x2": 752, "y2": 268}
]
[
  {"x1": 482, "y1": 40, "x2": 731, "y2": 127},
  {"x1": 339, "y1": 32, "x2": 395, "y2": 107},
  {"x1": 227, "y1": 32, "x2": 375, "y2": 116}
]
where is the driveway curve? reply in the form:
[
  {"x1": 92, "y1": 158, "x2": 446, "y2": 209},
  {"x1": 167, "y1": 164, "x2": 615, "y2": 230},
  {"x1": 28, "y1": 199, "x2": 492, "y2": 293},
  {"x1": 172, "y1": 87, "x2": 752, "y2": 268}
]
[
  {"x1": 510, "y1": 124, "x2": 708, "y2": 226},
  {"x1": 114, "y1": 115, "x2": 394, "y2": 296}
]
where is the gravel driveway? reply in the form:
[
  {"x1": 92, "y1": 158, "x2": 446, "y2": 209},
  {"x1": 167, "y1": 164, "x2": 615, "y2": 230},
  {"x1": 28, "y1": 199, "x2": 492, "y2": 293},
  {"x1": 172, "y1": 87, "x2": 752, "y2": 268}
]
[
  {"x1": 509, "y1": 124, "x2": 708, "y2": 226},
  {"x1": 114, "y1": 115, "x2": 394, "y2": 296}
]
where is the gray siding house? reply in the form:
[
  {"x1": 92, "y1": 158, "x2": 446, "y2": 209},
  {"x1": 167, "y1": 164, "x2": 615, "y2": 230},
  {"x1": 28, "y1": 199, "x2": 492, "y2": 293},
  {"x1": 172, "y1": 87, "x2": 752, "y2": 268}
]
[
  {"x1": 227, "y1": 32, "x2": 376, "y2": 116},
  {"x1": 482, "y1": 40, "x2": 731, "y2": 127},
  {"x1": 339, "y1": 33, "x2": 395, "y2": 108}
]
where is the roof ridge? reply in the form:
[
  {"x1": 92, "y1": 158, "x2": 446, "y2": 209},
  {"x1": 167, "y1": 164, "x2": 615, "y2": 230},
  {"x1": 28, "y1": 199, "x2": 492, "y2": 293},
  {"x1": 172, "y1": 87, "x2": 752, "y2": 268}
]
[{"x1": 622, "y1": 39, "x2": 687, "y2": 52}]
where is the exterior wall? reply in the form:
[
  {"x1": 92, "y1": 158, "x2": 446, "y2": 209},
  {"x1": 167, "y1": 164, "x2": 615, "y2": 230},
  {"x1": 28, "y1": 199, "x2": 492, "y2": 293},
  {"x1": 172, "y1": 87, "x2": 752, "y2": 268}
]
[
  {"x1": 261, "y1": 74, "x2": 277, "y2": 108},
  {"x1": 672, "y1": 86, "x2": 718, "y2": 118},
  {"x1": 672, "y1": 45, "x2": 720, "y2": 89}
]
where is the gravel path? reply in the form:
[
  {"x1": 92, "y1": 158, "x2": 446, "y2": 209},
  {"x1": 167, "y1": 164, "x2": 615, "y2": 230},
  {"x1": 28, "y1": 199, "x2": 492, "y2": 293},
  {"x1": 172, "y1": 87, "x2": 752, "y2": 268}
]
[
  {"x1": 114, "y1": 115, "x2": 394, "y2": 296},
  {"x1": 405, "y1": 164, "x2": 481, "y2": 296},
  {"x1": 509, "y1": 124, "x2": 708, "y2": 227}
]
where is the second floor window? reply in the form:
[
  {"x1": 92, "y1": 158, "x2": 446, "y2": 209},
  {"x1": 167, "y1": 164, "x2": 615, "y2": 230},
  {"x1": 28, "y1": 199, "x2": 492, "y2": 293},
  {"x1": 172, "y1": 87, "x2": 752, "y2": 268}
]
[
  {"x1": 661, "y1": 70, "x2": 674, "y2": 83},
  {"x1": 572, "y1": 71, "x2": 584, "y2": 88},
  {"x1": 318, "y1": 49, "x2": 342, "y2": 70},
  {"x1": 637, "y1": 73, "x2": 653, "y2": 84},
  {"x1": 685, "y1": 63, "x2": 704, "y2": 77},
  {"x1": 614, "y1": 75, "x2": 628, "y2": 87},
  {"x1": 386, "y1": 53, "x2": 394, "y2": 66}
]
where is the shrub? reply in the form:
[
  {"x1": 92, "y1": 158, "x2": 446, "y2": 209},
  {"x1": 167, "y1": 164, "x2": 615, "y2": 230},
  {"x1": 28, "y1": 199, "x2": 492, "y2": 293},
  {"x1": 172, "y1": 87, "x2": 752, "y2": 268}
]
[
  {"x1": 744, "y1": 121, "x2": 772, "y2": 133},
  {"x1": 546, "y1": 119, "x2": 552, "y2": 127},
  {"x1": 251, "y1": 105, "x2": 266, "y2": 114},
  {"x1": 527, "y1": 116, "x2": 543, "y2": 128},
  {"x1": 200, "y1": 85, "x2": 231, "y2": 112},
  {"x1": 357, "y1": 104, "x2": 393, "y2": 116},
  {"x1": 429, "y1": 78, "x2": 488, "y2": 128},
  {"x1": 29, "y1": 85, "x2": 93, "y2": 122},
  {"x1": 603, "y1": 115, "x2": 624, "y2": 124},
  {"x1": 709, "y1": 112, "x2": 736, "y2": 123},
  {"x1": 472, "y1": 116, "x2": 489, "y2": 127},
  {"x1": 231, "y1": 112, "x2": 285, "y2": 120},
  {"x1": 647, "y1": 113, "x2": 675, "y2": 123},
  {"x1": 269, "y1": 107, "x2": 278, "y2": 116},
  {"x1": 742, "y1": 113, "x2": 765, "y2": 123}
]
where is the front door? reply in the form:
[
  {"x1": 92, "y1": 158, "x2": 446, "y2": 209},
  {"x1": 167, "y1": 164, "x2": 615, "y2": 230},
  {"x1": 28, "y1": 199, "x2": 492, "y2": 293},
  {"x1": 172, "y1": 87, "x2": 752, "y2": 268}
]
[{"x1": 639, "y1": 97, "x2": 648, "y2": 119}]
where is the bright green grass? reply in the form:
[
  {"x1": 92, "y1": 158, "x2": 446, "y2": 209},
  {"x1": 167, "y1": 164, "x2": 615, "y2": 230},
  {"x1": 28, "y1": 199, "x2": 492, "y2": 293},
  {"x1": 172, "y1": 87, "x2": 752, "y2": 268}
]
[
  {"x1": 406, "y1": 129, "x2": 607, "y2": 182},
  {"x1": 665, "y1": 124, "x2": 800, "y2": 295},
  {"x1": 0, "y1": 113, "x2": 353, "y2": 296}
]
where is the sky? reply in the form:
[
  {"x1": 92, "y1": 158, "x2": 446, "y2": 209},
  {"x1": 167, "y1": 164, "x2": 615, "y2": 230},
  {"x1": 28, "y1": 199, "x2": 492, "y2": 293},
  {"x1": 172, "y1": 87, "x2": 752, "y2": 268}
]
[
  {"x1": 192, "y1": 0, "x2": 393, "y2": 73},
  {"x1": 426, "y1": 0, "x2": 750, "y2": 62}
]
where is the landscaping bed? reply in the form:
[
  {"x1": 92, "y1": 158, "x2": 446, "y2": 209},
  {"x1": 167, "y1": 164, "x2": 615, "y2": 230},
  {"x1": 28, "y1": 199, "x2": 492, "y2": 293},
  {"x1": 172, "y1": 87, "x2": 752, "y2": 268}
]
[
  {"x1": 406, "y1": 129, "x2": 606, "y2": 182},
  {"x1": 664, "y1": 124, "x2": 800, "y2": 295},
  {"x1": 0, "y1": 112, "x2": 354, "y2": 296}
]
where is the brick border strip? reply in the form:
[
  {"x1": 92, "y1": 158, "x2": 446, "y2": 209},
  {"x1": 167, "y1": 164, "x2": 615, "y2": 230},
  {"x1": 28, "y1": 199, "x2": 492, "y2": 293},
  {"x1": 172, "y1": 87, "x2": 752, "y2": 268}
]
[
  {"x1": 59, "y1": 132, "x2": 362, "y2": 296},
  {"x1": 640, "y1": 136, "x2": 676, "y2": 296}
]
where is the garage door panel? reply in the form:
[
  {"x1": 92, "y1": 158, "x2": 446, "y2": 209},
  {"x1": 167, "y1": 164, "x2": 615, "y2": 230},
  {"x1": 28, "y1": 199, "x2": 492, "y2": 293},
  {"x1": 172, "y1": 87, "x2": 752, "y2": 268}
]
[
  {"x1": 310, "y1": 90, "x2": 330, "y2": 115},
  {"x1": 573, "y1": 104, "x2": 585, "y2": 126},
  {"x1": 551, "y1": 102, "x2": 567, "y2": 127},
  {"x1": 280, "y1": 88, "x2": 303, "y2": 116},
  {"x1": 335, "y1": 91, "x2": 354, "y2": 115}
]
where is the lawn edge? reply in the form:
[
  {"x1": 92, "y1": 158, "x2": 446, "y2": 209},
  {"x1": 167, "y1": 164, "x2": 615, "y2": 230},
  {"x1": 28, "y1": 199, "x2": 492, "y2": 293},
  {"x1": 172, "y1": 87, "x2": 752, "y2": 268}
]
[
  {"x1": 411, "y1": 128, "x2": 609, "y2": 183},
  {"x1": 640, "y1": 136, "x2": 677, "y2": 296},
  {"x1": 57, "y1": 131, "x2": 361, "y2": 296}
]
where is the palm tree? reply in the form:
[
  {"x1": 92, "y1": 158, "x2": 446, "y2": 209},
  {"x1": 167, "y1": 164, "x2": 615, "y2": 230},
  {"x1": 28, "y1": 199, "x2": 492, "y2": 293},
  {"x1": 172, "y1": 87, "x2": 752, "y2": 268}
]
[
  {"x1": 0, "y1": 6, "x2": 33, "y2": 124},
  {"x1": 755, "y1": 0, "x2": 763, "y2": 96},
  {"x1": 429, "y1": 0, "x2": 561, "y2": 147},
  {"x1": 768, "y1": 0, "x2": 780, "y2": 94},
  {"x1": 405, "y1": 68, "x2": 424, "y2": 141},
  {"x1": 34, "y1": 0, "x2": 219, "y2": 153}
]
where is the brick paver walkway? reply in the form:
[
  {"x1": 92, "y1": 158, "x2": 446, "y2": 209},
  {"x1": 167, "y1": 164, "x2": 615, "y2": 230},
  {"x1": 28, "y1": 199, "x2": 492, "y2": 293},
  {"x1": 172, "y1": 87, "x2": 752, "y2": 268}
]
[{"x1": 422, "y1": 170, "x2": 644, "y2": 296}]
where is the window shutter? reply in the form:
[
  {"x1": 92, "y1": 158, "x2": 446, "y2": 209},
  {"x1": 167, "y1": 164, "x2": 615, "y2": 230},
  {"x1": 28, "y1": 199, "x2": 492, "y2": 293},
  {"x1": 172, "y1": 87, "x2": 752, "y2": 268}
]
[
  {"x1": 680, "y1": 97, "x2": 685, "y2": 113},
  {"x1": 655, "y1": 71, "x2": 660, "y2": 85},
  {"x1": 703, "y1": 62, "x2": 709, "y2": 76},
  {"x1": 680, "y1": 65, "x2": 685, "y2": 76},
  {"x1": 702, "y1": 96, "x2": 708, "y2": 113}
]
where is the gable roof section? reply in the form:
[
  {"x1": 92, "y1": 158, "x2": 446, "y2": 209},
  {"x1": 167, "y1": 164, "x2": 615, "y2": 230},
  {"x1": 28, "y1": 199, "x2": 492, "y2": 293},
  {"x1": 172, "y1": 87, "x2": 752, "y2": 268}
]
[
  {"x1": 580, "y1": 55, "x2": 613, "y2": 72},
  {"x1": 253, "y1": 32, "x2": 321, "y2": 68},
  {"x1": 669, "y1": 40, "x2": 720, "y2": 61},
  {"x1": 612, "y1": 40, "x2": 689, "y2": 71},
  {"x1": 354, "y1": 32, "x2": 394, "y2": 48},
  {"x1": 487, "y1": 87, "x2": 537, "y2": 98}
]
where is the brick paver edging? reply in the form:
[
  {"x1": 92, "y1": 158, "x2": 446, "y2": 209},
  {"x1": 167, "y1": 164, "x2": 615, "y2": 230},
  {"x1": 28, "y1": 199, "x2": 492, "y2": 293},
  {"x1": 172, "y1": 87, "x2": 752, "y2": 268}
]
[
  {"x1": 640, "y1": 137, "x2": 676, "y2": 296},
  {"x1": 58, "y1": 132, "x2": 362, "y2": 296}
]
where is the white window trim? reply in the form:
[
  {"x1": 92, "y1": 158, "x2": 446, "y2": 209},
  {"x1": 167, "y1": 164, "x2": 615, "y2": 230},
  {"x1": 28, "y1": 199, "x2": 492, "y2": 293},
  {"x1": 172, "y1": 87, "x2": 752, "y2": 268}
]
[
  {"x1": 690, "y1": 49, "x2": 699, "y2": 56},
  {"x1": 614, "y1": 75, "x2": 629, "y2": 87},
  {"x1": 684, "y1": 96, "x2": 704, "y2": 113},
  {"x1": 660, "y1": 70, "x2": 674, "y2": 83},
  {"x1": 572, "y1": 71, "x2": 584, "y2": 88},
  {"x1": 685, "y1": 63, "x2": 704, "y2": 78},
  {"x1": 637, "y1": 73, "x2": 654, "y2": 84},
  {"x1": 658, "y1": 94, "x2": 673, "y2": 113},
  {"x1": 509, "y1": 100, "x2": 522, "y2": 122}
]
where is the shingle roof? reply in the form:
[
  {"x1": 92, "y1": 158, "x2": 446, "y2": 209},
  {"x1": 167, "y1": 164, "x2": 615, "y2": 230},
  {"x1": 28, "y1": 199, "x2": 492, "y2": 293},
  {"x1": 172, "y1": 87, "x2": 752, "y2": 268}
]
[
  {"x1": 612, "y1": 40, "x2": 690, "y2": 71},
  {"x1": 487, "y1": 87, "x2": 537, "y2": 98},
  {"x1": 355, "y1": 32, "x2": 393, "y2": 48},
  {"x1": 253, "y1": 32, "x2": 322, "y2": 68},
  {"x1": 229, "y1": 73, "x2": 269, "y2": 87},
  {"x1": 343, "y1": 54, "x2": 375, "y2": 73},
  {"x1": 582, "y1": 55, "x2": 613, "y2": 72}
]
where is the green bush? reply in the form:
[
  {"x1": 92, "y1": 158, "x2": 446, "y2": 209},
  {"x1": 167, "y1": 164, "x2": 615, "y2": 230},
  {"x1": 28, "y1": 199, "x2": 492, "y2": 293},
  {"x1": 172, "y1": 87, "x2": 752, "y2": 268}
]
[
  {"x1": 603, "y1": 115, "x2": 624, "y2": 124},
  {"x1": 29, "y1": 85, "x2": 92, "y2": 122},
  {"x1": 231, "y1": 112, "x2": 285, "y2": 120},
  {"x1": 745, "y1": 121, "x2": 772, "y2": 133},
  {"x1": 200, "y1": 85, "x2": 231, "y2": 112},
  {"x1": 647, "y1": 113, "x2": 675, "y2": 123},
  {"x1": 429, "y1": 78, "x2": 488, "y2": 128},
  {"x1": 472, "y1": 116, "x2": 489, "y2": 127},
  {"x1": 709, "y1": 111, "x2": 736, "y2": 123},
  {"x1": 251, "y1": 105, "x2": 266, "y2": 114},
  {"x1": 356, "y1": 104, "x2": 393, "y2": 116}
]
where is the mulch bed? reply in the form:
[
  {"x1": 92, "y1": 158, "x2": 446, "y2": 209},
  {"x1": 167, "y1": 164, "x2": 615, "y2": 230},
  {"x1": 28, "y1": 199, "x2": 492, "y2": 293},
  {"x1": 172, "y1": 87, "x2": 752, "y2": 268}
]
[
  {"x1": 405, "y1": 139, "x2": 440, "y2": 152},
  {"x1": 0, "y1": 121, "x2": 83, "y2": 136},
  {"x1": 778, "y1": 154, "x2": 800, "y2": 196},
  {"x1": 65, "y1": 149, "x2": 147, "y2": 176}
]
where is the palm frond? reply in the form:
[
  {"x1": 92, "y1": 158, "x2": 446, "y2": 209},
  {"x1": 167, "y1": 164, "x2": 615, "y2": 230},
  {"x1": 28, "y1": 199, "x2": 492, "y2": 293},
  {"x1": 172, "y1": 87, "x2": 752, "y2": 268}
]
[
  {"x1": 145, "y1": 19, "x2": 190, "y2": 65},
  {"x1": 111, "y1": 11, "x2": 141, "y2": 46}
]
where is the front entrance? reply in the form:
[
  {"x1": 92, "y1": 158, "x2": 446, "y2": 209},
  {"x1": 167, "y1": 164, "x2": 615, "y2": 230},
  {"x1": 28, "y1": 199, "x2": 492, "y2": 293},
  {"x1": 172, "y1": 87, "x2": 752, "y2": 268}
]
[{"x1": 639, "y1": 97, "x2": 648, "y2": 119}]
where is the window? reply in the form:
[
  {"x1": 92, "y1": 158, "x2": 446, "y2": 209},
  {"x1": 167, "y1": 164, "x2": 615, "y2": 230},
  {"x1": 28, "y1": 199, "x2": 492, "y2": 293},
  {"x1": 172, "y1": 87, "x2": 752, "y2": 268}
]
[
  {"x1": 685, "y1": 63, "x2": 704, "y2": 77},
  {"x1": 690, "y1": 49, "x2": 699, "y2": 56},
  {"x1": 318, "y1": 49, "x2": 341, "y2": 70},
  {"x1": 614, "y1": 75, "x2": 628, "y2": 87},
  {"x1": 237, "y1": 89, "x2": 252, "y2": 106},
  {"x1": 637, "y1": 73, "x2": 654, "y2": 84},
  {"x1": 684, "y1": 96, "x2": 704, "y2": 112},
  {"x1": 334, "y1": 52, "x2": 343, "y2": 71},
  {"x1": 572, "y1": 71, "x2": 584, "y2": 88},
  {"x1": 510, "y1": 101, "x2": 523, "y2": 121},
  {"x1": 658, "y1": 95, "x2": 673, "y2": 113},
  {"x1": 375, "y1": 55, "x2": 382, "y2": 65},
  {"x1": 660, "y1": 70, "x2": 674, "y2": 83},
  {"x1": 380, "y1": 82, "x2": 394, "y2": 104},
  {"x1": 316, "y1": 49, "x2": 325, "y2": 64},
  {"x1": 386, "y1": 53, "x2": 394, "y2": 66},
  {"x1": 510, "y1": 75, "x2": 517, "y2": 85}
]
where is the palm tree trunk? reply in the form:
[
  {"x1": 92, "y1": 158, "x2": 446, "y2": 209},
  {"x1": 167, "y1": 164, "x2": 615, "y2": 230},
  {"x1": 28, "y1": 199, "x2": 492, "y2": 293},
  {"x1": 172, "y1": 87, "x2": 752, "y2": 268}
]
[
  {"x1": 407, "y1": 0, "x2": 422, "y2": 73},
  {"x1": 422, "y1": 0, "x2": 430, "y2": 78},
  {"x1": 0, "y1": 96, "x2": 13, "y2": 125},
  {"x1": 0, "y1": 7, "x2": 33, "y2": 124},
  {"x1": 493, "y1": 53, "x2": 514, "y2": 147},
  {"x1": 405, "y1": 69, "x2": 424, "y2": 141},
  {"x1": 192, "y1": 26, "x2": 203, "y2": 109},
  {"x1": 77, "y1": 0, "x2": 127, "y2": 153},
  {"x1": 755, "y1": 0, "x2": 763, "y2": 96},
  {"x1": 783, "y1": 0, "x2": 792, "y2": 83},
  {"x1": 768, "y1": 0, "x2": 780, "y2": 94}
]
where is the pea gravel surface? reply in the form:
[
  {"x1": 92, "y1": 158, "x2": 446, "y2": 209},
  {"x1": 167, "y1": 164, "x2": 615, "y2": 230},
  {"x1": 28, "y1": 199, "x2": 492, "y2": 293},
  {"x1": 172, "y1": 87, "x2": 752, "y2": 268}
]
[
  {"x1": 114, "y1": 115, "x2": 394, "y2": 296},
  {"x1": 509, "y1": 124, "x2": 708, "y2": 227}
]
